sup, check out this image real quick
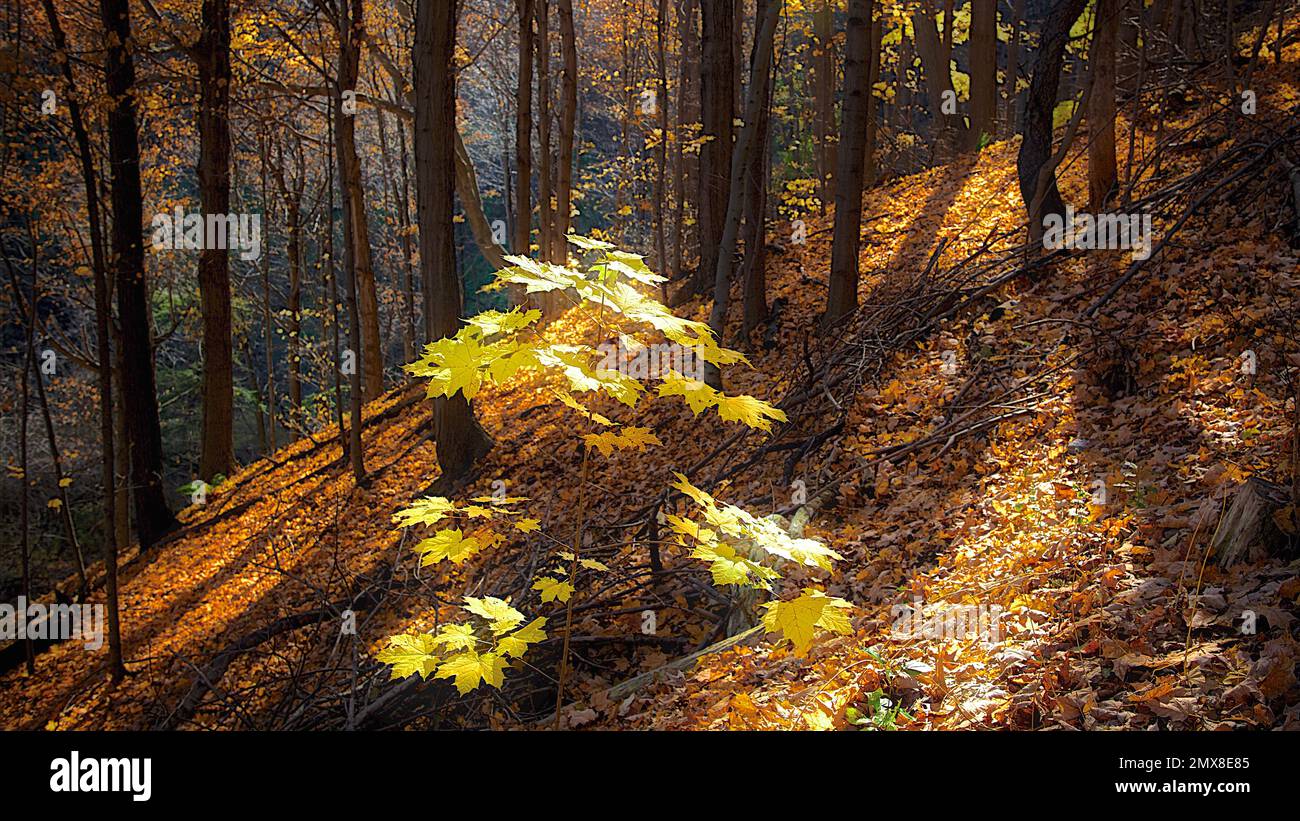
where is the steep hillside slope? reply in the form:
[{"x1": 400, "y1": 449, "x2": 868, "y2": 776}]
[{"x1": 2, "y1": 38, "x2": 1298, "y2": 731}]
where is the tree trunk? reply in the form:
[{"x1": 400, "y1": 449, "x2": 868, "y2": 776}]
[
  {"x1": 99, "y1": 0, "x2": 178, "y2": 550},
  {"x1": 812, "y1": 0, "x2": 836, "y2": 213},
  {"x1": 555, "y1": 0, "x2": 578, "y2": 261},
  {"x1": 825, "y1": 0, "x2": 874, "y2": 324},
  {"x1": 1017, "y1": 0, "x2": 1088, "y2": 241},
  {"x1": 113, "y1": 364, "x2": 130, "y2": 554},
  {"x1": 18, "y1": 246, "x2": 35, "y2": 674},
  {"x1": 374, "y1": 102, "x2": 414, "y2": 365},
  {"x1": 704, "y1": 0, "x2": 781, "y2": 386},
  {"x1": 515, "y1": 0, "x2": 535, "y2": 257},
  {"x1": 395, "y1": 101, "x2": 419, "y2": 343},
  {"x1": 197, "y1": 0, "x2": 235, "y2": 480},
  {"x1": 257, "y1": 132, "x2": 278, "y2": 454},
  {"x1": 273, "y1": 139, "x2": 306, "y2": 419},
  {"x1": 654, "y1": 0, "x2": 671, "y2": 298},
  {"x1": 896, "y1": 22, "x2": 913, "y2": 135},
  {"x1": 865, "y1": 9, "x2": 882, "y2": 185},
  {"x1": 1088, "y1": 0, "x2": 1120, "y2": 211},
  {"x1": 336, "y1": 0, "x2": 384, "y2": 402},
  {"x1": 942, "y1": 0, "x2": 955, "y2": 61},
  {"x1": 1004, "y1": 0, "x2": 1026, "y2": 137},
  {"x1": 741, "y1": 0, "x2": 775, "y2": 336},
  {"x1": 693, "y1": 0, "x2": 735, "y2": 296},
  {"x1": 672, "y1": 0, "x2": 699, "y2": 280},
  {"x1": 912, "y1": 3, "x2": 967, "y2": 154},
  {"x1": 536, "y1": 0, "x2": 555, "y2": 264},
  {"x1": 1118, "y1": 0, "x2": 1140, "y2": 97},
  {"x1": 334, "y1": 4, "x2": 368, "y2": 482},
  {"x1": 452, "y1": 131, "x2": 511, "y2": 272},
  {"x1": 969, "y1": 0, "x2": 997, "y2": 148},
  {"x1": 415, "y1": 0, "x2": 493, "y2": 487},
  {"x1": 326, "y1": 110, "x2": 347, "y2": 458}
]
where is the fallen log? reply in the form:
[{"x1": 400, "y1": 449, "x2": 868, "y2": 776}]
[{"x1": 604, "y1": 624, "x2": 765, "y2": 703}]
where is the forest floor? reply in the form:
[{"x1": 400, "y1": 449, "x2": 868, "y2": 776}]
[{"x1": 3, "y1": 36, "x2": 1300, "y2": 731}]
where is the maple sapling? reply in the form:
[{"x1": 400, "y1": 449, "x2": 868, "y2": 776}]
[{"x1": 376, "y1": 235, "x2": 851, "y2": 700}]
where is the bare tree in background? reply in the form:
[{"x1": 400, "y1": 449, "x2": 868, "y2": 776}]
[{"x1": 825, "y1": 0, "x2": 874, "y2": 324}]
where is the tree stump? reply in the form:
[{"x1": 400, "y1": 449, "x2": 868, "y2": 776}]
[{"x1": 1211, "y1": 476, "x2": 1297, "y2": 567}]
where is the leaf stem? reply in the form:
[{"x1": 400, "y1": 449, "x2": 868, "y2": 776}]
[{"x1": 553, "y1": 438, "x2": 591, "y2": 728}]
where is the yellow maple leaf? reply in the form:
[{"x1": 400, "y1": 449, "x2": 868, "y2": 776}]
[
  {"x1": 658, "y1": 370, "x2": 719, "y2": 414},
  {"x1": 691, "y1": 542, "x2": 778, "y2": 589},
  {"x1": 690, "y1": 338, "x2": 749, "y2": 368},
  {"x1": 413, "y1": 529, "x2": 481, "y2": 566},
  {"x1": 665, "y1": 513, "x2": 712, "y2": 543},
  {"x1": 537, "y1": 345, "x2": 642, "y2": 406},
  {"x1": 435, "y1": 651, "x2": 508, "y2": 694},
  {"x1": 670, "y1": 472, "x2": 716, "y2": 509},
  {"x1": 554, "y1": 389, "x2": 614, "y2": 426},
  {"x1": 470, "y1": 494, "x2": 530, "y2": 505},
  {"x1": 583, "y1": 431, "x2": 624, "y2": 457},
  {"x1": 431, "y1": 335, "x2": 485, "y2": 398},
  {"x1": 466, "y1": 306, "x2": 541, "y2": 336},
  {"x1": 714, "y1": 393, "x2": 788, "y2": 432},
  {"x1": 583, "y1": 426, "x2": 664, "y2": 456},
  {"x1": 761, "y1": 589, "x2": 853, "y2": 655},
  {"x1": 495, "y1": 616, "x2": 547, "y2": 658},
  {"x1": 463, "y1": 596, "x2": 525, "y2": 634},
  {"x1": 532, "y1": 576, "x2": 575, "y2": 603},
  {"x1": 557, "y1": 552, "x2": 610, "y2": 572},
  {"x1": 430, "y1": 623, "x2": 479, "y2": 653},
  {"x1": 376, "y1": 633, "x2": 440, "y2": 680},
  {"x1": 618, "y1": 426, "x2": 662, "y2": 450},
  {"x1": 813, "y1": 595, "x2": 854, "y2": 635},
  {"x1": 392, "y1": 496, "x2": 455, "y2": 528}
]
